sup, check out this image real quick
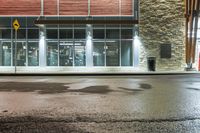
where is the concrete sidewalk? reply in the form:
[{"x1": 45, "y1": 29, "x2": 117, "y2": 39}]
[
  {"x1": 0, "y1": 71, "x2": 199, "y2": 76},
  {"x1": 0, "y1": 66, "x2": 199, "y2": 75}
]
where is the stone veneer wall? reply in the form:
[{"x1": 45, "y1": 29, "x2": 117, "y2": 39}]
[{"x1": 139, "y1": 0, "x2": 185, "y2": 71}]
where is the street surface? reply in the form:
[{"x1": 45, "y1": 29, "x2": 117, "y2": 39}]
[{"x1": 0, "y1": 74, "x2": 200, "y2": 132}]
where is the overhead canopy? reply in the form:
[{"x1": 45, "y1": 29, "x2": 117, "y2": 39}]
[{"x1": 34, "y1": 19, "x2": 139, "y2": 25}]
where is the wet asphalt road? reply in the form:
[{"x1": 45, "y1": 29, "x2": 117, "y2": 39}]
[{"x1": 0, "y1": 74, "x2": 200, "y2": 132}]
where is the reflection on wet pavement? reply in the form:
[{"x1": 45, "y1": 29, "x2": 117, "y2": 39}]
[
  {"x1": 118, "y1": 87, "x2": 143, "y2": 92},
  {"x1": 186, "y1": 87, "x2": 200, "y2": 91},
  {"x1": 70, "y1": 86, "x2": 111, "y2": 94},
  {"x1": 0, "y1": 82, "x2": 152, "y2": 95},
  {"x1": 139, "y1": 83, "x2": 152, "y2": 89},
  {"x1": 0, "y1": 82, "x2": 70, "y2": 94},
  {"x1": 0, "y1": 75, "x2": 200, "y2": 121}
]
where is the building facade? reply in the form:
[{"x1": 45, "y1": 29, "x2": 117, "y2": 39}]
[{"x1": 0, "y1": 0, "x2": 194, "y2": 73}]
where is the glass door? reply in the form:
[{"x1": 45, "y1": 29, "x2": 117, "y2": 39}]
[
  {"x1": 47, "y1": 41, "x2": 58, "y2": 66},
  {"x1": 13, "y1": 41, "x2": 26, "y2": 66},
  {"x1": 28, "y1": 41, "x2": 39, "y2": 66},
  {"x1": 59, "y1": 41, "x2": 73, "y2": 66},
  {"x1": 93, "y1": 41, "x2": 105, "y2": 66},
  {"x1": 121, "y1": 41, "x2": 133, "y2": 66},
  {"x1": 106, "y1": 41, "x2": 119, "y2": 66},
  {"x1": 74, "y1": 41, "x2": 86, "y2": 66},
  {"x1": 1, "y1": 41, "x2": 11, "y2": 66}
]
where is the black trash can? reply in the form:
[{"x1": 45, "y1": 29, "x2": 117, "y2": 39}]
[{"x1": 147, "y1": 57, "x2": 156, "y2": 71}]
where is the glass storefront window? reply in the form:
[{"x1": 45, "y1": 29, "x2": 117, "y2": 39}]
[
  {"x1": 47, "y1": 41, "x2": 58, "y2": 66},
  {"x1": 1, "y1": 42, "x2": 11, "y2": 66},
  {"x1": 106, "y1": 41, "x2": 119, "y2": 66},
  {"x1": 121, "y1": 41, "x2": 133, "y2": 66},
  {"x1": 0, "y1": 17, "x2": 137, "y2": 68},
  {"x1": 74, "y1": 41, "x2": 86, "y2": 66},
  {"x1": 93, "y1": 41, "x2": 105, "y2": 66},
  {"x1": 13, "y1": 41, "x2": 26, "y2": 66},
  {"x1": 28, "y1": 41, "x2": 39, "y2": 66},
  {"x1": 59, "y1": 41, "x2": 73, "y2": 66}
]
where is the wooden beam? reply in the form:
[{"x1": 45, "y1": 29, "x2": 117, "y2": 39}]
[
  {"x1": 188, "y1": 0, "x2": 195, "y2": 63},
  {"x1": 192, "y1": 0, "x2": 200, "y2": 62},
  {"x1": 185, "y1": 0, "x2": 189, "y2": 63}
]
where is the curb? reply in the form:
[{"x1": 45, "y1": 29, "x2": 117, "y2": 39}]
[{"x1": 0, "y1": 72, "x2": 199, "y2": 76}]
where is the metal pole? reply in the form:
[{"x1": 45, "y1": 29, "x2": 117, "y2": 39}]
[
  {"x1": 57, "y1": 0, "x2": 59, "y2": 16},
  {"x1": 15, "y1": 30, "x2": 17, "y2": 73},
  {"x1": 88, "y1": 0, "x2": 90, "y2": 16},
  {"x1": 41, "y1": 0, "x2": 44, "y2": 16}
]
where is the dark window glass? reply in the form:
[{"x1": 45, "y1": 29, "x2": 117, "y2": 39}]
[
  {"x1": 47, "y1": 29, "x2": 58, "y2": 39},
  {"x1": 0, "y1": 29, "x2": 11, "y2": 39},
  {"x1": 13, "y1": 29, "x2": 26, "y2": 39},
  {"x1": 121, "y1": 29, "x2": 132, "y2": 39},
  {"x1": 106, "y1": 29, "x2": 119, "y2": 39},
  {"x1": 0, "y1": 17, "x2": 11, "y2": 28},
  {"x1": 74, "y1": 29, "x2": 85, "y2": 39},
  {"x1": 28, "y1": 29, "x2": 39, "y2": 39},
  {"x1": 59, "y1": 29, "x2": 73, "y2": 39},
  {"x1": 93, "y1": 29, "x2": 105, "y2": 39},
  {"x1": 27, "y1": 17, "x2": 37, "y2": 28}
]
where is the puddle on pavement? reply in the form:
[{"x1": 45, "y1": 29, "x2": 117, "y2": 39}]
[
  {"x1": 0, "y1": 82, "x2": 152, "y2": 95},
  {"x1": 118, "y1": 87, "x2": 143, "y2": 92},
  {"x1": 186, "y1": 87, "x2": 200, "y2": 91},
  {"x1": 0, "y1": 82, "x2": 70, "y2": 94},
  {"x1": 69, "y1": 86, "x2": 112, "y2": 94},
  {"x1": 139, "y1": 83, "x2": 152, "y2": 89}
]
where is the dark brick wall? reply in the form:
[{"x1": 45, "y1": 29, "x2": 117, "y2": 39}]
[{"x1": 0, "y1": 0, "x2": 41, "y2": 15}]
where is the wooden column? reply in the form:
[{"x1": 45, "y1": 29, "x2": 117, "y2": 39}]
[{"x1": 185, "y1": 0, "x2": 200, "y2": 67}]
